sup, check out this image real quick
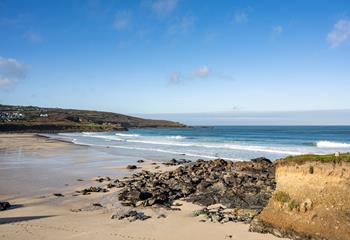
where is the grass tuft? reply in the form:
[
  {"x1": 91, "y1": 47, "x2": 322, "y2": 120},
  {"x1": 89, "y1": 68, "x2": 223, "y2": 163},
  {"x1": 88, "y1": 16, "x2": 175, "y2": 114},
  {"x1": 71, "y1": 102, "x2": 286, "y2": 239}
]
[{"x1": 274, "y1": 191, "x2": 291, "y2": 203}]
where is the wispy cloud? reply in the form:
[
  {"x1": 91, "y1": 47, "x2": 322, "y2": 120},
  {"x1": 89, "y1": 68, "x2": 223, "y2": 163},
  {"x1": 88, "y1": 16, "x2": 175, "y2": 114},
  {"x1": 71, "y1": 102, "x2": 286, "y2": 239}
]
[
  {"x1": 151, "y1": 0, "x2": 178, "y2": 17},
  {"x1": 0, "y1": 56, "x2": 29, "y2": 89},
  {"x1": 169, "y1": 72, "x2": 181, "y2": 84},
  {"x1": 24, "y1": 32, "x2": 43, "y2": 43},
  {"x1": 234, "y1": 11, "x2": 247, "y2": 24},
  {"x1": 272, "y1": 25, "x2": 283, "y2": 34},
  {"x1": 0, "y1": 76, "x2": 12, "y2": 88},
  {"x1": 168, "y1": 14, "x2": 195, "y2": 34},
  {"x1": 169, "y1": 65, "x2": 234, "y2": 85},
  {"x1": 327, "y1": 19, "x2": 350, "y2": 48},
  {"x1": 194, "y1": 65, "x2": 210, "y2": 78},
  {"x1": 271, "y1": 25, "x2": 283, "y2": 39},
  {"x1": 113, "y1": 10, "x2": 132, "y2": 31}
]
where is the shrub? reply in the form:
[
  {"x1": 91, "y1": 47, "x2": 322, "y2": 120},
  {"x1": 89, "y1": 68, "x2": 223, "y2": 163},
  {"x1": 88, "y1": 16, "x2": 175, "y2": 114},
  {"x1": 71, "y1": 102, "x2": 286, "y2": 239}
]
[
  {"x1": 274, "y1": 191, "x2": 291, "y2": 203},
  {"x1": 288, "y1": 200, "x2": 299, "y2": 211}
]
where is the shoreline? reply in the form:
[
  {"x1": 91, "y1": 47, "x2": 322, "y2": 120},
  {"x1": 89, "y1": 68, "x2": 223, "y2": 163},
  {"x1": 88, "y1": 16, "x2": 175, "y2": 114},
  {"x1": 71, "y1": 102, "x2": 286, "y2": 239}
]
[{"x1": 0, "y1": 133, "x2": 285, "y2": 240}]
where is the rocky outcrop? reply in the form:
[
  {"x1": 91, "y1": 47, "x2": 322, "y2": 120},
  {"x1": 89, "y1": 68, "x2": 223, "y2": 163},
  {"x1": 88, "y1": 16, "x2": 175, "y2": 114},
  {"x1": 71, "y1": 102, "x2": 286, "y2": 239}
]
[
  {"x1": 118, "y1": 158, "x2": 275, "y2": 212},
  {"x1": 0, "y1": 201, "x2": 11, "y2": 211},
  {"x1": 194, "y1": 205, "x2": 260, "y2": 223},
  {"x1": 249, "y1": 157, "x2": 350, "y2": 240}
]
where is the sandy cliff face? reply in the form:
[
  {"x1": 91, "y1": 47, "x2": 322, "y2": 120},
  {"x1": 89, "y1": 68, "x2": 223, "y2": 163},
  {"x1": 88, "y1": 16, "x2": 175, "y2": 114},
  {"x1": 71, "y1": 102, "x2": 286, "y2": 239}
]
[{"x1": 250, "y1": 159, "x2": 350, "y2": 240}]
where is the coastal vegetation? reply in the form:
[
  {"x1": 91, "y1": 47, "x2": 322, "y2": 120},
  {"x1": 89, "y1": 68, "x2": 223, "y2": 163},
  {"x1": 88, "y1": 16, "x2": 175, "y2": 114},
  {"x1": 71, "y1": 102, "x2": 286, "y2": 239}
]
[
  {"x1": 279, "y1": 152, "x2": 350, "y2": 163},
  {"x1": 0, "y1": 104, "x2": 186, "y2": 133}
]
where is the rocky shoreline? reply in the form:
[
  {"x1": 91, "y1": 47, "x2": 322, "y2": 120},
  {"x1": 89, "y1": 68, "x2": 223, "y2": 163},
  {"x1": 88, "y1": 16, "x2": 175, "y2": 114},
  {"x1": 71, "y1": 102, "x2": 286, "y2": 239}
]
[
  {"x1": 70, "y1": 158, "x2": 276, "y2": 227},
  {"x1": 67, "y1": 156, "x2": 349, "y2": 240}
]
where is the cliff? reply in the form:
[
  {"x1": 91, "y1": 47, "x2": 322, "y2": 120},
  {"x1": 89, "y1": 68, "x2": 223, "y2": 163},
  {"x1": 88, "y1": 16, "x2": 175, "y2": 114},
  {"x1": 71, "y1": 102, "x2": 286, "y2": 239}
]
[
  {"x1": 0, "y1": 104, "x2": 186, "y2": 133},
  {"x1": 250, "y1": 153, "x2": 350, "y2": 240}
]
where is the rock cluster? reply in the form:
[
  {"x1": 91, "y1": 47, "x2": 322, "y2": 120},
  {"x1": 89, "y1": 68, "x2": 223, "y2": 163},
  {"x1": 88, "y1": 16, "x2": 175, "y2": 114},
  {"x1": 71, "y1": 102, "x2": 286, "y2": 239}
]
[
  {"x1": 162, "y1": 158, "x2": 192, "y2": 166},
  {"x1": 77, "y1": 186, "x2": 109, "y2": 195},
  {"x1": 193, "y1": 205, "x2": 260, "y2": 223},
  {"x1": 111, "y1": 210, "x2": 151, "y2": 222},
  {"x1": 118, "y1": 158, "x2": 275, "y2": 211},
  {"x1": 0, "y1": 201, "x2": 11, "y2": 211}
]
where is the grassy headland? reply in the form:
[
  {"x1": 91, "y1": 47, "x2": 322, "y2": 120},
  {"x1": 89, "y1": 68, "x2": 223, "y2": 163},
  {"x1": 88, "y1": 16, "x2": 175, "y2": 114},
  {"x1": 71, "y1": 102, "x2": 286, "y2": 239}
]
[{"x1": 0, "y1": 104, "x2": 186, "y2": 133}]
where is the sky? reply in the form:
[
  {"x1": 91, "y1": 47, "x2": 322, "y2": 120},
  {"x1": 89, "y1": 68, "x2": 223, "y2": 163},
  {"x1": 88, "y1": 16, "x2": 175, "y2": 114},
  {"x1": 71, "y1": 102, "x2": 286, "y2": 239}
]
[{"x1": 0, "y1": 0, "x2": 350, "y2": 124}]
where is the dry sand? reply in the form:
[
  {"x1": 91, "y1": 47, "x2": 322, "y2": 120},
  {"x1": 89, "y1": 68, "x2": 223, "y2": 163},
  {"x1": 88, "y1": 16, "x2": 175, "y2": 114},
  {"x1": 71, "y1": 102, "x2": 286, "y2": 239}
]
[{"x1": 0, "y1": 134, "x2": 287, "y2": 240}]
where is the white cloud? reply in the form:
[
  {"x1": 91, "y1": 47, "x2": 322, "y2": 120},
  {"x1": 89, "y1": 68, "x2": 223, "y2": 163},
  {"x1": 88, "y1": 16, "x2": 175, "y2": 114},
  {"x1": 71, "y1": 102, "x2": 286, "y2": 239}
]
[
  {"x1": 169, "y1": 65, "x2": 234, "y2": 85},
  {"x1": 113, "y1": 11, "x2": 131, "y2": 31},
  {"x1": 272, "y1": 25, "x2": 283, "y2": 34},
  {"x1": 195, "y1": 66, "x2": 210, "y2": 78},
  {"x1": 234, "y1": 11, "x2": 247, "y2": 23},
  {"x1": 168, "y1": 14, "x2": 195, "y2": 34},
  {"x1": 24, "y1": 32, "x2": 43, "y2": 43},
  {"x1": 0, "y1": 76, "x2": 12, "y2": 87},
  {"x1": 327, "y1": 19, "x2": 350, "y2": 48},
  {"x1": 169, "y1": 72, "x2": 181, "y2": 84},
  {"x1": 0, "y1": 56, "x2": 28, "y2": 89},
  {"x1": 151, "y1": 0, "x2": 178, "y2": 17}
]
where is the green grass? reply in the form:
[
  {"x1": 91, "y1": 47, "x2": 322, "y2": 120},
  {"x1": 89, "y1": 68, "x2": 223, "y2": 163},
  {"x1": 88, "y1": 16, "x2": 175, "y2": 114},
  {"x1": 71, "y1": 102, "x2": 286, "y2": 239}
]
[
  {"x1": 280, "y1": 153, "x2": 350, "y2": 163},
  {"x1": 273, "y1": 191, "x2": 291, "y2": 203},
  {"x1": 288, "y1": 200, "x2": 300, "y2": 211}
]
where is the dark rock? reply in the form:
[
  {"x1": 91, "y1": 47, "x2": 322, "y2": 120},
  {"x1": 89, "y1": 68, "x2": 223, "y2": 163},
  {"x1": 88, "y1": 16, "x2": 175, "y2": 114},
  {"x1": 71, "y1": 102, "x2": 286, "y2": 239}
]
[
  {"x1": 53, "y1": 193, "x2": 64, "y2": 197},
  {"x1": 92, "y1": 203, "x2": 103, "y2": 207},
  {"x1": 111, "y1": 210, "x2": 151, "y2": 222},
  {"x1": 117, "y1": 158, "x2": 275, "y2": 221},
  {"x1": 0, "y1": 201, "x2": 11, "y2": 211},
  {"x1": 163, "y1": 159, "x2": 192, "y2": 166},
  {"x1": 78, "y1": 186, "x2": 109, "y2": 195},
  {"x1": 127, "y1": 165, "x2": 137, "y2": 170},
  {"x1": 96, "y1": 176, "x2": 111, "y2": 182},
  {"x1": 194, "y1": 206, "x2": 259, "y2": 223},
  {"x1": 137, "y1": 160, "x2": 145, "y2": 163},
  {"x1": 251, "y1": 157, "x2": 272, "y2": 164}
]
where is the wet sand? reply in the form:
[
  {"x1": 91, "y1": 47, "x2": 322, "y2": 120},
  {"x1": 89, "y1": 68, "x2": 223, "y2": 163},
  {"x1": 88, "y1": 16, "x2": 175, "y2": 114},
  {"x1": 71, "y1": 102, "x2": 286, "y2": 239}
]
[{"x1": 0, "y1": 134, "x2": 287, "y2": 240}]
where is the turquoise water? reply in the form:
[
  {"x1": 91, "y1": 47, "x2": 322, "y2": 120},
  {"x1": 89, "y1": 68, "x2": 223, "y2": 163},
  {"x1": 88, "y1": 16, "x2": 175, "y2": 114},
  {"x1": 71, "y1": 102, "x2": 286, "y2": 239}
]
[{"x1": 56, "y1": 126, "x2": 350, "y2": 161}]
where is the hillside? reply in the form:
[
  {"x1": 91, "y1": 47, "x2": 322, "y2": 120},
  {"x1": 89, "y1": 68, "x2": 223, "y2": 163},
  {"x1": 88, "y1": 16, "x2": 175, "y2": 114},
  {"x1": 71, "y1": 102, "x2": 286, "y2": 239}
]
[{"x1": 0, "y1": 104, "x2": 186, "y2": 133}]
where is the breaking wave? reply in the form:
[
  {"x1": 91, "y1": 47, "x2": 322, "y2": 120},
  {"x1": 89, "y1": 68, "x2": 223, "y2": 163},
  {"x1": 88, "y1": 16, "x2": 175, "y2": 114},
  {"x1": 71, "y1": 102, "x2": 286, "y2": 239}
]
[{"x1": 316, "y1": 141, "x2": 350, "y2": 148}]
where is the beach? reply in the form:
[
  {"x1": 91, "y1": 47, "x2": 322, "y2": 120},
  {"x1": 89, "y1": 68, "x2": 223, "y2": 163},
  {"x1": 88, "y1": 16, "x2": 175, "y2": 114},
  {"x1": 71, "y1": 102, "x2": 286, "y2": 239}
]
[{"x1": 0, "y1": 134, "x2": 286, "y2": 240}]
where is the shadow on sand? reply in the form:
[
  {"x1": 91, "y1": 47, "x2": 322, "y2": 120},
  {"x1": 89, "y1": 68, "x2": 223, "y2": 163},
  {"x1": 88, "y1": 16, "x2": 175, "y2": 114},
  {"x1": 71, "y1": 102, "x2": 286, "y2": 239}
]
[{"x1": 0, "y1": 215, "x2": 54, "y2": 225}]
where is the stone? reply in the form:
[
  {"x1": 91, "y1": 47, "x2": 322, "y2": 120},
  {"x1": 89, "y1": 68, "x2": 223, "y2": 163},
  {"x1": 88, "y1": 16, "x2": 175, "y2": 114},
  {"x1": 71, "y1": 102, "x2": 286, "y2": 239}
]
[
  {"x1": 0, "y1": 201, "x2": 11, "y2": 211},
  {"x1": 53, "y1": 193, "x2": 64, "y2": 197},
  {"x1": 127, "y1": 165, "x2": 137, "y2": 170},
  {"x1": 78, "y1": 186, "x2": 109, "y2": 195},
  {"x1": 111, "y1": 210, "x2": 151, "y2": 222},
  {"x1": 300, "y1": 198, "x2": 313, "y2": 213}
]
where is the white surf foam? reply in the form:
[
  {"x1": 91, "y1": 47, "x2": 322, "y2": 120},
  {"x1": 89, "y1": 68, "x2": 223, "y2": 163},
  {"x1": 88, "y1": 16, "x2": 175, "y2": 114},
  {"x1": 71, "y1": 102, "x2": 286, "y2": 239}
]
[
  {"x1": 166, "y1": 135, "x2": 186, "y2": 140},
  {"x1": 115, "y1": 133, "x2": 140, "y2": 137},
  {"x1": 316, "y1": 141, "x2": 350, "y2": 148},
  {"x1": 71, "y1": 139, "x2": 242, "y2": 161},
  {"x1": 125, "y1": 139, "x2": 304, "y2": 155}
]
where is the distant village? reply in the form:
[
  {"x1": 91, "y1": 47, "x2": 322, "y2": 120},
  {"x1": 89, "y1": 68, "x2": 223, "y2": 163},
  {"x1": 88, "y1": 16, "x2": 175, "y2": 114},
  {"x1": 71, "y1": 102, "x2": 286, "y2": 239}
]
[{"x1": 0, "y1": 111, "x2": 48, "y2": 122}]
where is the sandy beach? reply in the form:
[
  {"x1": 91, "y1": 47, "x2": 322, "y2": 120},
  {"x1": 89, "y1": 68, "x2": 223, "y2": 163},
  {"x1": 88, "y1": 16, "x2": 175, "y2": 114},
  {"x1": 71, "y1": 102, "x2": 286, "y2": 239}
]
[{"x1": 0, "y1": 134, "x2": 288, "y2": 240}]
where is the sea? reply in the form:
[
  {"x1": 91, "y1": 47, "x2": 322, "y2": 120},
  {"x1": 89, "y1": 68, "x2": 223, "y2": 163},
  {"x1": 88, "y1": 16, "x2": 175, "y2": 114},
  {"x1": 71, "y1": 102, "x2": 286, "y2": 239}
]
[{"x1": 53, "y1": 126, "x2": 350, "y2": 162}]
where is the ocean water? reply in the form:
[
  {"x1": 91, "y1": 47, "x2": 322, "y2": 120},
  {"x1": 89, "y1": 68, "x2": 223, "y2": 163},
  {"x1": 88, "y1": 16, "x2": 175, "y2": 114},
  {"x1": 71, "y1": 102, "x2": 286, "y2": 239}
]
[{"x1": 55, "y1": 126, "x2": 350, "y2": 161}]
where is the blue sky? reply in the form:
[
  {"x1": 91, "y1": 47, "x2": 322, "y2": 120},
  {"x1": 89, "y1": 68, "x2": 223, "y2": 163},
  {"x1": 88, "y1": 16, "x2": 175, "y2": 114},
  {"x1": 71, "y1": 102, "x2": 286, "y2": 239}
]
[{"x1": 0, "y1": 0, "x2": 350, "y2": 118}]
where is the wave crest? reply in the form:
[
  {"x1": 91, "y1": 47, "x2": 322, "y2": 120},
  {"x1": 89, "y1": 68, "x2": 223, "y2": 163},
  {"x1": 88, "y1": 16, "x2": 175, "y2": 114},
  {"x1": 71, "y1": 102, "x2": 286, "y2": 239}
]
[
  {"x1": 316, "y1": 141, "x2": 350, "y2": 148},
  {"x1": 166, "y1": 135, "x2": 186, "y2": 140},
  {"x1": 115, "y1": 133, "x2": 140, "y2": 137}
]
